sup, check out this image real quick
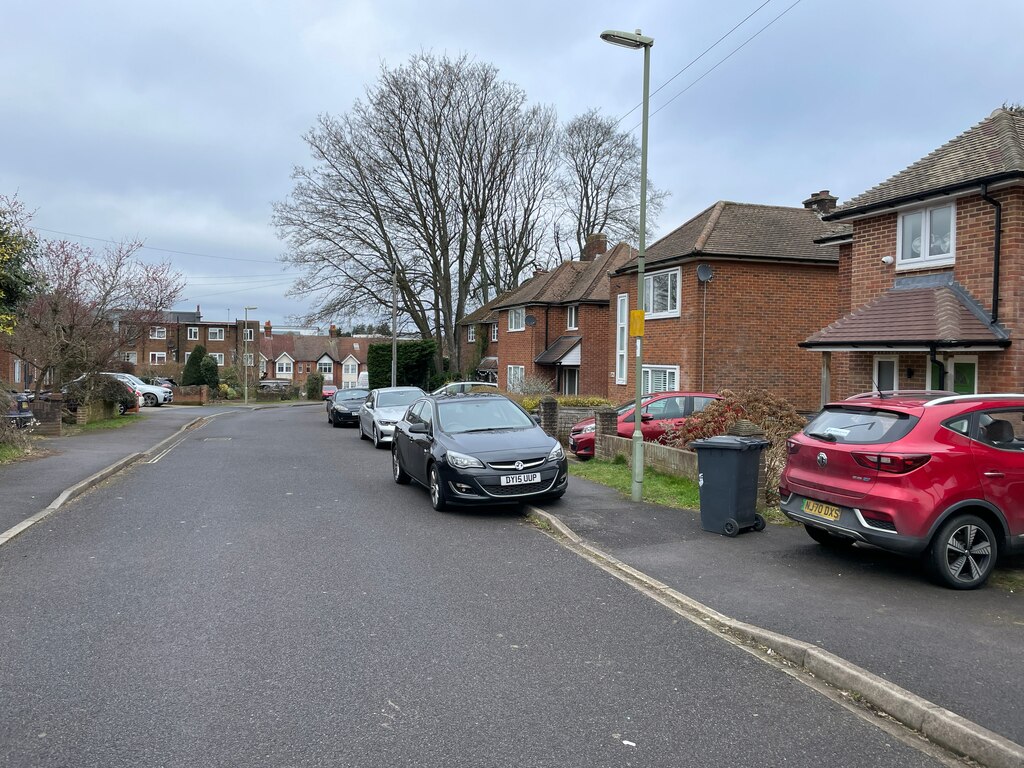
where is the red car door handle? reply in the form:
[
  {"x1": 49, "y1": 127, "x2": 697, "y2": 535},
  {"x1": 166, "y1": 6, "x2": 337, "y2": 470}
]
[{"x1": 983, "y1": 471, "x2": 1005, "y2": 478}]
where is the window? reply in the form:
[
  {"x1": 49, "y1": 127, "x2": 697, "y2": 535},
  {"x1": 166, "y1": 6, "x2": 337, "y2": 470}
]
[
  {"x1": 507, "y1": 365, "x2": 525, "y2": 392},
  {"x1": 208, "y1": 327, "x2": 225, "y2": 342},
  {"x1": 927, "y1": 355, "x2": 977, "y2": 394},
  {"x1": 562, "y1": 367, "x2": 579, "y2": 395},
  {"x1": 615, "y1": 294, "x2": 628, "y2": 384},
  {"x1": 318, "y1": 361, "x2": 333, "y2": 375},
  {"x1": 277, "y1": 360, "x2": 293, "y2": 377},
  {"x1": 343, "y1": 363, "x2": 358, "y2": 376},
  {"x1": 567, "y1": 305, "x2": 579, "y2": 330},
  {"x1": 150, "y1": 326, "x2": 166, "y2": 340},
  {"x1": 873, "y1": 355, "x2": 898, "y2": 392},
  {"x1": 122, "y1": 351, "x2": 137, "y2": 364},
  {"x1": 467, "y1": 325, "x2": 476, "y2": 343},
  {"x1": 642, "y1": 365, "x2": 679, "y2": 395},
  {"x1": 260, "y1": 359, "x2": 267, "y2": 374},
  {"x1": 508, "y1": 307, "x2": 525, "y2": 332},
  {"x1": 491, "y1": 323, "x2": 498, "y2": 342},
  {"x1": 208, "y1": 352, "x2": 225, "y2": 365},
  {"x1": 149, "y1": 352, "x2": 166, "y2": 365},
  {"x1": 187, "y1": 327, "x2": 199, "y2": 340},
  {"x1": 898, "y1": 203, "x2": 955, "y2": 268},
  {"x1": 243, "y1": 328, "x2": 254, "y2": 342},
  {"x1": 643, "y1": 269, "x2": 679, "y2": 317}
]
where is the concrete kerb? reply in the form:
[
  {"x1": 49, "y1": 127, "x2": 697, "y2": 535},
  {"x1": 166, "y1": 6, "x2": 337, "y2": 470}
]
[{"x1": 525, "y1": 506, "x2": 1024, "y2": 768}]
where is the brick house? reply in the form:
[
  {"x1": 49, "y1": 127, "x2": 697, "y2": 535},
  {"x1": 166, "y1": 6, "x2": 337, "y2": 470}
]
[
  {"x1": 607, "y1": 196, "x2": 842, "y2": 412},
  {"x1": 456, "y1": 292, "x2": 512, "y2": 383},
  {"x1": 126, "y1": 307, "x2": 260, "y2": 377},
  {"x1": 492, "y1": 235, "x2": 637, "y2": 397},
  {"x1": 258, "y1": 323, "x2": 377, "y2": 389},
  {"x1": 803, "y1": 107, "x2": 1023, "y2": 402}
]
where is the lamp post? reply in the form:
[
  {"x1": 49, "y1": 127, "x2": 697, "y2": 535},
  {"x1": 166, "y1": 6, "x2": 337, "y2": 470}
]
[
  {"x1": 601, "y1": 28, "x2": 653, "y2": 502},
  {"x1": 243, "y1": 306, "x2": 258, "y2": 405}
]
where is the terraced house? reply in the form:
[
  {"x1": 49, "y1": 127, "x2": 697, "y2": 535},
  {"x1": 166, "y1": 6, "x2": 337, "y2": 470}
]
[{"x1": 804, "y1": 106, "x2": 1024, "y2": 401}]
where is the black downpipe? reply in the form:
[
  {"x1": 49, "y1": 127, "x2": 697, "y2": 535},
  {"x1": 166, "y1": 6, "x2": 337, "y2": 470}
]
[
  {"x1": 929, "y1": 347, "x2": 944, "y2": 390},
  {"x1": 980, "y1": 184, "x2": 1002, "y2": 325}
]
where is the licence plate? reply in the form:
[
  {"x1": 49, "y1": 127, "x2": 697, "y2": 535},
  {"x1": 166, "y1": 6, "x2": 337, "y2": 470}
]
[
  {"x1": 500, "y1": 472, "x2": 541, "y2": 486},
  {"x1": 803, "y1": 499, "x2": 841, "y2": 521}
]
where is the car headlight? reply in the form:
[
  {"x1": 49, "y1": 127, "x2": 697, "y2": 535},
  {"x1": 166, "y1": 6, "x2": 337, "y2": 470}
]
[
  {"x1": 581, "y1": 424, "x2": 596, "y2": 434},
  {"x1": 333, "y1": 404, "x2": 349, "y2": 412},
  {"x1": 548, "y1": 443, "x2": 565, "y2": 461},
  {"x1": 446, "y1": 450, "x2": 484, "y2": 469},
  {"x1": 378, "y1": 419, "x2": 396, "y2": 427}
]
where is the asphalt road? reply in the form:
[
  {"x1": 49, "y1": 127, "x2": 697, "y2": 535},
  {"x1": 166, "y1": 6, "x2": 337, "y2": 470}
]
[{"x1": 0, "y1": 406, "x2": 950, "y2": 767}]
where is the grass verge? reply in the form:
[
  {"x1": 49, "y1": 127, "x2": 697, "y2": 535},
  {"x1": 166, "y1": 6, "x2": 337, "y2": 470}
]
[
  {"x1": 0, "y1": 443, "x2": 27, "y2": 463},
  {"x1": 78, "y1": 414, "x2": 143, "y2": 432}
]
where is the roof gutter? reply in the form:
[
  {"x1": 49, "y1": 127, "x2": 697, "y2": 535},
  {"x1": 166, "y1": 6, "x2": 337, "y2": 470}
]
[
  {"x1": 979, "y1": 183, "x2": 1003, "y2": 325},
  {"x1": 612, "y1": 252, "x2": 838, "y2": 276}
]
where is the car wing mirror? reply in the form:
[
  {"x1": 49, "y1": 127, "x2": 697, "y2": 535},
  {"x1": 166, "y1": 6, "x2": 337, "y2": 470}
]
[
  {"x1": 409, "y1": 422, "x2": 429, "y2": 434},
  {"x1": 640, "y1": 413, "x2": 653, "y2": 422}
]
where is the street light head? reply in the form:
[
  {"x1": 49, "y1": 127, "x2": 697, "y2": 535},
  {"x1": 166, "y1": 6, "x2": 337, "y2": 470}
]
[
  {"x1": 600, "y1": 29, "x2": 654, "y2": 49},
  {"x1": 244, "y1": 306, "x2": 258, "y2": 311}
]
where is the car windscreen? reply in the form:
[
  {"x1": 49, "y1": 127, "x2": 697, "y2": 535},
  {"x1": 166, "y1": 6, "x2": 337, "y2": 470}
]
[
  {"x1": 377, "y1": 389, "x2": 422, "y2": 408},
  {"x1": 340, "y1": 389, "x2": 369, "y2": 400},
  {"x1": 438, "y1": 398, "x2": 535, "y2": 433},
  {"x1": 803, "y1": 407, "x2": 918, "y2": 445}
]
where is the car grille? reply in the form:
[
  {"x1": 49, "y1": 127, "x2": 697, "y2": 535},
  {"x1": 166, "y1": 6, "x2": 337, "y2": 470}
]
[
  {"x1": 484, "y1": 478, "x2": 555, "y2": 497},
  {"x1": 488, "y1": 457, "x2": 546, "y2": 471}
]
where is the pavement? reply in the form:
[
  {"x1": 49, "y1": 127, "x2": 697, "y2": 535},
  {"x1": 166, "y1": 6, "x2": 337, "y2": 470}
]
[{"x1": 1, "y1": 411, "x2": 1022, "y2": 768}]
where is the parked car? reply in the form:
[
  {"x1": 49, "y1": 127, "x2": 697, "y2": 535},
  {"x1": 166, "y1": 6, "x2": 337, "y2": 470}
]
[
  {"x1": 358, "y1": 386, "x2": 426, "y2": 448},
  {"x1": 780, "y1": 392, "x2": 1024, "y2": 589},
  {"x1": 64, "y1": 374, "x2": 141, "y2": 415},
  {"x1": 392, "y1": 392, "x2": 568, "y2": 510},
  {"x1": 326, "y1": 387, "x2": 370, "y2": 427},
  {"x1": 4, "y1": 392, "x2": 34, "y2": 429},
  {"x1": 430, "y1": 381, "x2": 498, "y2": 396},
  {"x1": 322, "y1": 384, "x2": 339, "y2": 400},
  {"x1": 568, "y1": 391, "x2": 720, "y2": 459},
  {"x1": 102, "y1": 372, "x2": 173, "y2": 407}
]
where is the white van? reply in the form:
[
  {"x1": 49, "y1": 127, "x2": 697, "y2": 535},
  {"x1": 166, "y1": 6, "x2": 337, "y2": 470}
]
[{"x1": 356, "y1": 371, "x2": 369, "y2": 388}]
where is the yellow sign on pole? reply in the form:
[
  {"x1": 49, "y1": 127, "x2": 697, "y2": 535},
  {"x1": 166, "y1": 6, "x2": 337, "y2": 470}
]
[{"x1": 629, "y1": 310, "x2": 645, "y2": 337}]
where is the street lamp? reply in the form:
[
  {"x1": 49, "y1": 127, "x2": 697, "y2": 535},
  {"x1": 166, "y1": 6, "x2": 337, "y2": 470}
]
[
  {"x1": 601, "y1": 27, "x2": 653, "y2": 502},
  {"x1": 243, "y1": 306, "x2": 258, "y2": 405}
]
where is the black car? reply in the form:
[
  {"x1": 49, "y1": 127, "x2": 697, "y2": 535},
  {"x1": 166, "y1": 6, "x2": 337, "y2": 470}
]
[
  {"x1": 391, "y1": 392, "x2": 568, "y2": 510},
  {"x1": 327, "y1": 387, "x2": 370, "y2": 427}
]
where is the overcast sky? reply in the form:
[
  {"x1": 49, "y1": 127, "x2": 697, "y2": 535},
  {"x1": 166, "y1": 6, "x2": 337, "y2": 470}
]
[{"x1": 4, "y1": 0, "x2": 1022, "y2": 327}]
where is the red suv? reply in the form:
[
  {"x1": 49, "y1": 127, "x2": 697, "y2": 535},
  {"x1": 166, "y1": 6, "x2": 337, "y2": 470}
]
[
  {"x1": 568, "y1": 392, "x2": 720, "y2": 460},
  {"x1": 780, "y1": 392, "x2": 1024, "y2": 589}
]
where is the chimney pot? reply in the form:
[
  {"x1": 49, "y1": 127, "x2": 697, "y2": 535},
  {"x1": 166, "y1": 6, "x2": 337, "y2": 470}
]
[
  {"x1": 803, "y1": 190, "x2": 838, "y2": 215},
  {"x1": 581, "y1": 233, "x2": 608, "y2": 261}
]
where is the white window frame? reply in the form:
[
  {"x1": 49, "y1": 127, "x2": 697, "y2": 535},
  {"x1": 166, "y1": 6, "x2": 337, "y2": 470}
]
[
  {"x1": 150, "y1": 326, "x2": 166, "y2": 340},
  {"x1": 507, "y1": 365, "x2": 525, "y2": 392},
  {"x1": 343, "y1": 362, "x2": 358, "y2": 376},
  {"x1": 562, "y1": 367, "x2": 579, "y2": 395},
  {"x1": 615, "y1": 294, "x2": 628, "y2": 385},
  {"x1": 243, "y1": 353, "x2": 254, "y2": 366},
  {"x1": 467, "y1": 325, "x2": 476, "y2": 343},
  {"x1": 243, "y1": 328, "x2": 254, "y2": 342},
  {"x1": 873, "y1": 354, "x2": 899, "y2": 392},
  {"x1": 567, "y1": 305, "x2": 579, "y2": 330},
  {"x1": 122, "y1": 351, "x2": 138, "y2": 364},
  {"x1": 208, "y1": 352, "x2": 225, "y2": 366},
  {"x1": 508, "y1": 307, "x2": 525, "y2": 332},
  {"x1": 927, "y1": 354, "x2": 978, "y2": 394},
  {"x1": 491, "y1": 323, "x2": 498, "y2": 342},
  {"x1": 207, "y1": 327, "x2": 225, "y2": 342},
  {"x1": 187, "y1": 327, "x2": 199, "y2": 341},
  {"x1": 643, "y1": 268, "x2": 680, "y2": 318},
  {"x1": 277, "y1": 359, "x2": 293, "y2": 378},
  {"x1": 896, "y1": 202, "x2": 956, "y2": 269},
  {"x1": 641, "y1": 364, "x2": 679, "y2": 395},
  {"x1": 149, "y1": 351, "x2": 167, "y2": 365},
  {"x1": 318, "y1": 360, "x2": 333, "y2": 376}
]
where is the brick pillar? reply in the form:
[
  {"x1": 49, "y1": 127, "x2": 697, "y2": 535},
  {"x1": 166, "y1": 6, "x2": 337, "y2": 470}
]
[
  {"x1": 728, "y1": 419, "x2": 768, "y2": 512},
  {"x1": 538, "y1": 396, "x2": 558, "y2": 438},
  {"x1": 594, "y1": 407, "x2": 618, "y2": 461}
]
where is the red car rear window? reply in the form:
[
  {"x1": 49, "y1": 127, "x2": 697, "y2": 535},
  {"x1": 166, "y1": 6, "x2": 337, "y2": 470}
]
[{"x1": 804, "y1": 407, "x2": 918, "y2": 445}]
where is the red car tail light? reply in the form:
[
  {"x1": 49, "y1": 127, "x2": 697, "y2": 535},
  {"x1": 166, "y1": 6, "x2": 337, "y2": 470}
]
[{"x1": 852, "y1": 452, "x2": 931, "y2": 474}]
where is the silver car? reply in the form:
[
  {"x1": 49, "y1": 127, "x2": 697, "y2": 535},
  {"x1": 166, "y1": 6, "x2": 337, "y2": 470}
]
[
  {"x1": 103, "y1": 372, "x2": 173, "y2": 407},
  {"x1": 358, "y1": 386, "x2": 425, "y2": 448}
]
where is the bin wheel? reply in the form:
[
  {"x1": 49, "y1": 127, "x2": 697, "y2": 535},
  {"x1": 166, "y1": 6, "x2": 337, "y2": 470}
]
[
  {"x1": 753, "y1": 514, "x2": 766, "y2": 532},
  {"x1": 723, "y1": 519, "x2": 739, "y2": 537}
]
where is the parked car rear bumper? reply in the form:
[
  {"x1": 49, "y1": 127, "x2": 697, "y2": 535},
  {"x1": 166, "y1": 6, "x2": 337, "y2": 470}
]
[{"x1": 780, "y1": 493, "x2": 928, "y2": 554}]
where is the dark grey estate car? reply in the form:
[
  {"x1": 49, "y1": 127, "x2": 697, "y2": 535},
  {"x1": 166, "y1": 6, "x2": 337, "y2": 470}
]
[{"x1": 391, "y1": 392, "x2": 568, "y2": 510}]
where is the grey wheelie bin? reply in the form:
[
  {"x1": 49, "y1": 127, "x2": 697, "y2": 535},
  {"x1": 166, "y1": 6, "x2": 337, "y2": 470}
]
[{"x1": 691, "y1": 435, "x2": 770, "y2": 537}]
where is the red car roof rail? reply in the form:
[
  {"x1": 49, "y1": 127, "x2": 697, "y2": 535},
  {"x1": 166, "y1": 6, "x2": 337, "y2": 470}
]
[{"x1": 923, "y1": 393, "x2": 1024, "y2": 407}]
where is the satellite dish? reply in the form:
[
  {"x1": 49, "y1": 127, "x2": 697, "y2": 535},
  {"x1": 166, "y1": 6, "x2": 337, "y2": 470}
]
[
  {"x1": 525, "y1": 315, "x2": 537, "y2": 327},
  {"x1": 697, "y1": 264, "x2": 714, "y2": 283}
]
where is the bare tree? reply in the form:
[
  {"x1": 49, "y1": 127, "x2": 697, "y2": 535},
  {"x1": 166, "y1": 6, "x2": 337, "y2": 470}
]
[
  {"x1": 273, "y1": 53, "x2": 558, "y2": 373},
  {"x1": 555, "y1": 108, "x2": 668, "y2": 261},
  {"x1": 3, "y1": 238, "x2": 184, "y2": 393}
]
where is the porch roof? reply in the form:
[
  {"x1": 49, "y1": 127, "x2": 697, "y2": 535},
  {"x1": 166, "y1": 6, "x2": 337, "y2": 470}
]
[{"x1": 534, "y1": 334, "x2": 582, "y2": 365}]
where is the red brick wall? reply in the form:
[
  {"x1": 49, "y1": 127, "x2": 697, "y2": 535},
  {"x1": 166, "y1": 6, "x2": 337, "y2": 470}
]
[
  {"x1": 607, "y1": 260, "x2": 838, "y2": 412},
  {"x1": 496, "y1": 306, "x2": 555, "y2": 390},
  {"x1": 576, "y1": 304, "x2": 611, "y2": 398}
]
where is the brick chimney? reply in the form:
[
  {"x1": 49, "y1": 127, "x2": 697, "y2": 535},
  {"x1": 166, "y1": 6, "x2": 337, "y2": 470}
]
[
  {"x1": 803, "y1": 190, "x2": 838, "y2": 216},
  {"x1": 329, "y1": 323, "x2": 337, "y2": 337},
  {"x1": 264, "y1": 320, "x2": 272, "y2": 338},
  {"x1": 581, "y1": 233, "x2": 608, "y2": 262}
]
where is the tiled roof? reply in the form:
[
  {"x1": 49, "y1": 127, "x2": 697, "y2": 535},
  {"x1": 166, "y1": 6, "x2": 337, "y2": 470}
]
[
  {"x1": 616, "y1": 202, "x2": 840, "y2": 273},
  {"x1": 830, "y1": 107, "x2": 1024, "y2": 218},
  {"x1": 534, "y1": 335, "x2": 582, "y2": 365},
  {"x1": 258, "y1": 334, "x2": 386, "y2": 362},
  {"x1": 494, "y1": 242, "x2": 638, "y2": 309},
  {"x1": 802, "y1": 274, "x2": 1009, "y2": 348},
  {"x1": 458, "y1": 290, "x2": 516, "y2": 326}
]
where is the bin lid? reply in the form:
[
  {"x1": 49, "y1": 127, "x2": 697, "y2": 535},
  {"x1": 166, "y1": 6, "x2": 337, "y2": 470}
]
[{"x1": 690, "y1": 435, "x2": 769, "y2": 451}]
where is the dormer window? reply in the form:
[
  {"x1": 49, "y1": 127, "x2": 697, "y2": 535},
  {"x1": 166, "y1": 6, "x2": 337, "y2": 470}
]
[{"x1": 897, "y1": 203, "x2": 954, "y2": 268}]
